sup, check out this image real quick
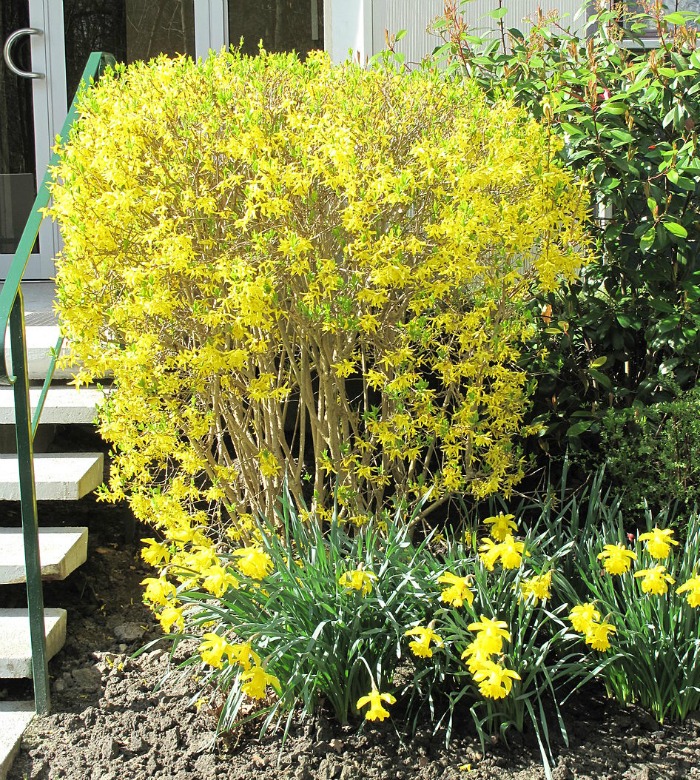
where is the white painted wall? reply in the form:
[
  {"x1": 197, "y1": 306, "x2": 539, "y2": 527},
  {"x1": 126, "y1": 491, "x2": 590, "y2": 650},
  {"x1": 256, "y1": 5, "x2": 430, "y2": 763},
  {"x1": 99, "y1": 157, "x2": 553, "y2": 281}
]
[{"x1": 325, "y1": 0, "x2": 374, "y2": 63}]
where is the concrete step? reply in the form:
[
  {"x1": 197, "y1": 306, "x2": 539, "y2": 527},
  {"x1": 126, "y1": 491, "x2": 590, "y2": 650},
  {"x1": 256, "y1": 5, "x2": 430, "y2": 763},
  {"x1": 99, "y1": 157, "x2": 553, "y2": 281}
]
[
  {"x1": 0, "y1": 608, "x2": 67, "y2": 678},
  {"x1": 0, "y1": 528, "x2": 88, "y2": 585},
  {"x1": 0, "y1": 453, "x2": 104, "y2": 500},
  {"x1": 0, "y1": 701, "x2": 34, "y2": 780},
  {"x1": 0, "y1": 385, "x2": 103, "y2": 426},
  {"x1": 5, "y1": 323, "x2": 74, "y2": 381}
]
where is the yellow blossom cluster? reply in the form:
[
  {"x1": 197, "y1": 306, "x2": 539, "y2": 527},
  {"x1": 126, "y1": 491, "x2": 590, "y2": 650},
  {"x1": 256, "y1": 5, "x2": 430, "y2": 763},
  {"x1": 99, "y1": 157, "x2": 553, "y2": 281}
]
[
  {"x1": 50, "y1": 48, "x2": 590, "y2": 565},
  {"x1": 569, "y1": 603, "x2": 616, "y2": 652},
  {"x1": 462, "y1": 616, "x2": 521, "y2": 699}
]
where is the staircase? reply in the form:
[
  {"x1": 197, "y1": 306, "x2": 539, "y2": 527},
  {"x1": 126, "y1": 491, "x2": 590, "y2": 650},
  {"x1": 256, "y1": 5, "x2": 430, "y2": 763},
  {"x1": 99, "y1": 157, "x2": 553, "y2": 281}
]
[{"x1": 0, "y1": 286, "x2": 105, "y2": 780}]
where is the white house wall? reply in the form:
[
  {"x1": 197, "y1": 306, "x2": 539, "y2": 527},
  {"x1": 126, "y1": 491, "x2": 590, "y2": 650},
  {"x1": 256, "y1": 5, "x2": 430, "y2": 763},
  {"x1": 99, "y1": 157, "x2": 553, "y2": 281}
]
[{"x1": 327, "y1": 0, "x2": 586, "y2": 64}]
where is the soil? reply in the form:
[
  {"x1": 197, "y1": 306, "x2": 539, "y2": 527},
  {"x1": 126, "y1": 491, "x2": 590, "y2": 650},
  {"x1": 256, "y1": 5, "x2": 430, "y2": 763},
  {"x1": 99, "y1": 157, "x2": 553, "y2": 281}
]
[{"x1": 4, "y1": 427, "x2": 700, "y2": 780}]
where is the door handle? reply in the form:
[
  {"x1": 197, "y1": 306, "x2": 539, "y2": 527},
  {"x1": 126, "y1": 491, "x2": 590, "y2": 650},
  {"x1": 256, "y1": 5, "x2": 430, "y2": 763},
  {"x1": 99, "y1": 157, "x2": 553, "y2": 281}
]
[{"x1": 3, "y1": 28, "x2": 44, "y2": 79}]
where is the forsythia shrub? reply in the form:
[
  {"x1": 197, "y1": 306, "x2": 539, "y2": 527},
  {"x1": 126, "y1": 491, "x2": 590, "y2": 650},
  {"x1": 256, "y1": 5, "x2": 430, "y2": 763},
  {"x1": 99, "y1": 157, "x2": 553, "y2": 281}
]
[{"x1": 51, "y1": 50, "x2": 588, "y2": 545}]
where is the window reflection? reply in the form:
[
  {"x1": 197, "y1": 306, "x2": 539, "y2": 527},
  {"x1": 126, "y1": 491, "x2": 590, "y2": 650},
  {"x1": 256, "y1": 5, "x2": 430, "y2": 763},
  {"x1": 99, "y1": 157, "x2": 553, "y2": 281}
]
[{"x1": 228, "y1": 0, "x2": 323, "y2": 57}]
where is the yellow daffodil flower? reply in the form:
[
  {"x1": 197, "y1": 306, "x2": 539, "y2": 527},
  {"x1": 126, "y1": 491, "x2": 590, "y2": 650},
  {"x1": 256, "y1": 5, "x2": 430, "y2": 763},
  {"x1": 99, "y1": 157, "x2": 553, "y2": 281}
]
[
  {"x1": 478, "y1": 537, "x2": 501, "y2": 571},
  {"x1": 519, "y1": 571, "x2": 552, "y2": 604},
  {"x1": 467, "y1": 615, "x2": 511, "y2": 655},
  {"x1": 437, "y1": 572, "x2": 474, "y2": 607},
  {"x1": 338, "y1": 568, "x2": 377, "y2": 596},
  {"x1": 634, "y1": 565, "x2": 675, "y2": 595},
  {"x1": 569, "y1": 603, "x2": 601, "y2": 633},
  {"x1": 676, "y1": 575, "x2": 700, "y2": 607},
  {"x1": 404, "y1": 625, "x2": 444, "y2": 658},
  {"x1": 483, "y1": 512, "x2": 518, "y2": 542},
  {"x1": 240, "y1": 665, "x2": 280, "y2": 699},
  {"x1": 461, "y1": 640, "x2": 494, "y2": 674},
  {"x1": 158, "y1": 605, "x2": 184, "y2": 633},
  {"x1": 584, "y1": 621, "x2": 616, "y2": 652},
  {"x1": 199, "y1": 633, "x2": 236, "y2": 668},
  {"x1": 141, "y1": 576, "x2": 177, "y2": 606},
  {"x1": 471, "y1": 659, "x2": 521, "y2": 699},
  {"x1": 638, "y1": 527, "x2": 679, "y2": 560},
  {"x1": 202, "y1": 564, "x2": 239, "y2": 597},
  {"x1": 356, "y1": 688, "x2": 396, "y2": 721},
  {"x1": 141, "y1": 537, "x2": 171, "y2": 566},
  {"x1": 499, "y1": 534, "x2": 526, "y2": 569},
  {"x1": 229, "y1": 642, "x2": 260, "y2": 671},
  {"x1": 597, "y1": 543, "x2": 637, "y2": 575},
  {"x1": 231, "y1": 546, "x2": 273, "y2": 579}
]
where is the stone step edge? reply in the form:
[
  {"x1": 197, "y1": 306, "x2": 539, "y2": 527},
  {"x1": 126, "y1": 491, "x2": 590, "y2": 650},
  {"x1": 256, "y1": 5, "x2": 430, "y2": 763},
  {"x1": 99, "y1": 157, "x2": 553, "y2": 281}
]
[
  {"x1": 0, "y1": 527, "x2": 88, "y2": 585},
  {"x1": 0, "y1": 701, "x2": 34, "y2": 780}
]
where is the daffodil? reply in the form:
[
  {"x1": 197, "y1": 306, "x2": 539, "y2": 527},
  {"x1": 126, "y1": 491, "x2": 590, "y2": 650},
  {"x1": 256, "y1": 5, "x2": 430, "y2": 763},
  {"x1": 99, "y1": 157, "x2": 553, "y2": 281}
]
[
  {"x1": 484, "y1": 512, "x2": 518, "y2": 542},
  {"x1": 199, "y1": 632, "x2": 236, "y2": 668},
  {"x1": 467, "y1": 615, "x2": 511, "y2": 654},
  {"x1": 638, "y1": 527, "x2": 679, "y2": 560},
  {"x1": 499, "y1": 534, "x2": 526, "y2": 569},
  {"x1": 240, "y1": 665, "x2": 280, "y2": 699},
  {"x1": 141, "y1": 538, "x2": 171, "y2": 567},
  {"x1": 437, "y1": 572, "x2": 474, "y2": 607},
  {"x1": 202, "y1": 564, "x2": 239, "y2": 597},
  {"x1": 584, "y1": 621, "x2": 616, "y2": 652},
  {"x1": 478, "y1": 537, "x2": 501, "y2": 571},
  {"x1": 597, "y1": 543, "x2": 637, "y2": 575},
  {"x1": 471, "y1": 659, "x2": 521, "y2": 699},
  {"x1": 461, "y1": 640, "x2": 494, "y2": 674},
  {"x1": 231, "y1": 546, "x2": 273, "y2": 579},
  {"x1": 634, "y1": 565, "x2": 675, "y2": 595},
  {"x1": 141, "y1": 576, "x2": 177, "y2": 606},
  {"x1": 356, "y1": 688, "x2": 396, "y2": 721},
  {"x1": 519, "y1": 571, "x2": 552, "y2": 604},
  {"x1": 404, "y1": 625, "x2": 443, "y2": 658},
  {"x1": 676, "y1": 575, "x2": 700, "y2": 607},
  {"x1": 158, "y1": 604, "x2": 184, "y2": 633},
  {"x1": 229, "y1": 642, "x2": 260, "y2": 671},
  {"x1": 338, "y1": 568, "x2": 377, "y2": 596},
  {"x1": 569, "y1": 602, "x2": 601, "y2": 633}
]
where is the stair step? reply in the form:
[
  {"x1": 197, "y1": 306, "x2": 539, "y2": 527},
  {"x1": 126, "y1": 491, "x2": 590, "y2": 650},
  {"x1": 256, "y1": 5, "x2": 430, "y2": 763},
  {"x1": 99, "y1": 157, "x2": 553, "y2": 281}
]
[
  {"x1": 0, "y1": 608, "x2": 67, "y2": 678},
  {"x1": 0, "y1": 386, "x2": 103, "y2": 426},
  {"x1": 0, "y1": 453, "x2": 103, "y2": 501},
  {"x1": 0, "y1": 701, "x2": 34, "y2": 780},
  {"x1": 0, "y1": 528, "x2": 88, "y2": 585},
  {"x1": 4, "y1": 324, "x2": 74, "y2": 381}
]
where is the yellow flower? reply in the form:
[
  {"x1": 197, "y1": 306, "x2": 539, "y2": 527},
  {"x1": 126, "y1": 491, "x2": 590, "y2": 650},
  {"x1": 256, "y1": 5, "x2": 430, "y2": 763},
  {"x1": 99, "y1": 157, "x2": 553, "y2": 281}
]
[
  {"x1": 158, "y1": 605, "x2": 184, "y2": 633},
  {"x1": 231, "y1": 546, "x2": 273, "y2": 579},
  {"x1": 597, "y1": 543, "x2": 637, "y2": 575},
  {"x1": 638, "y1": 527, "x2": 679, "y2": 560},
  {"x1": 240, "y1": 665, "x2": 281, "y2": 699},
  {"x1": 437, "y1": 572, "x2": 474, "y2": 607},
  {"x1": 356, "y1": 688, "x2": 396, "y2": 721},
  {"x1": 141, "y1": 576, "x2": 177, "y2": 606},
  {"x1": 634, "y1": 565, "x2": 675, "y2": 595},
  {"x1": 202, "y1": 564, "x2": 239, "y2": 597},
  {"x1": 467, "y1": 616, "x2": 511, "y2": 655},
  {"x1": 478, "y1": 537, "x2": 501, "y2": 571},
  {"x1": 471, "y1": 659, "x2": 521, "y2": 699},
  {"x1": 519, "y1": 571, "x2": 552, "y2": 604},
  {"x1": 676, "y1": 575, "x2": 700, "y2": 607},
  {"x1": 338, "y1": 568, "x2": 377, "y2": 596},
  {"x1": 199, "y1": 632, "x2": 236, "y2": 668},
  {"x1": 461, "y1": 640, "x2": 494, "y2": 674},
  {"x1": 499, "y1": 534, "x2": 526, "y2": 569},
  {"x1": 484, "y1": 513, "x2": 518, "y2": 542},
  {"x1": 404, "y1": 625, "x2": 444, "y2": 658},
  {"x1": 141, "y1": 538, "x2": 171, "y2": 567},
  {"x1": 569, "y1": 602, "x2": 601, "y2": 633},
  {"x1": 584, "y1": 621, "x2": 616, "y2": 652},
  {"x1": 229, "y1": 642, "x2": 260, "y2": 671}
]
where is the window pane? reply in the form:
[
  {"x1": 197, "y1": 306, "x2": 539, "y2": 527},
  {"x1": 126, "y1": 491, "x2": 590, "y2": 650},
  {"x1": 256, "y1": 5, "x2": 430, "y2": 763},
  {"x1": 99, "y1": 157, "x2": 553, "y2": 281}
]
[{"x1": 228, "y1": 0, "x2": 323, "y2": 57}]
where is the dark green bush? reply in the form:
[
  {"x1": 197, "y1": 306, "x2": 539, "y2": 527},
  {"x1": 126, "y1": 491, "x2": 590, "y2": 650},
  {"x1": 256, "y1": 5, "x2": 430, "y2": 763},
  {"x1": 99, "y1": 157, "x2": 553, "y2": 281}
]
[{"x1": 599, "y1": 386, "x2": 700, "y2": 521}]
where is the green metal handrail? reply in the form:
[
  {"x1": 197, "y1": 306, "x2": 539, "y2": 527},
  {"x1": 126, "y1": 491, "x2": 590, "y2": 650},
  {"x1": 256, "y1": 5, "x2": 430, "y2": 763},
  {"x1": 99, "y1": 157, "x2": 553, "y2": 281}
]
[{"x1": 0, "y1": 51, "x2": 115, "y2": 715}]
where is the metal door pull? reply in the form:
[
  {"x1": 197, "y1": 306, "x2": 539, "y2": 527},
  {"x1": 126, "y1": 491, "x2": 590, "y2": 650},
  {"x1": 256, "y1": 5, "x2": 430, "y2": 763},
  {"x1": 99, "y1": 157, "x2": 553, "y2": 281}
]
[{"x1": 3, "y1": 28, "x2": 44, "y2": 79}]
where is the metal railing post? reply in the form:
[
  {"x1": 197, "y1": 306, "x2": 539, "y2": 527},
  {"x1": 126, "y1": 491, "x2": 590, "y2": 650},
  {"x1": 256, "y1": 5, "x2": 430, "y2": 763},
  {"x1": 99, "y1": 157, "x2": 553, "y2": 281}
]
[{"x1": 10, "y1": 290, "x2": 50, "y2": 714}]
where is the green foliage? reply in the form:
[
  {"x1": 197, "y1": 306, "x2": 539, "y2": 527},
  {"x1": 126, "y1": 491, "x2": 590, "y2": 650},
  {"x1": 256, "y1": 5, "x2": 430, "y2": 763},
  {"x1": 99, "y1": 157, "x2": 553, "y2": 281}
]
[
  {"x1": 50, "y1": 49, "x2": 587, "y2": 540},
  {"x1": 431, "y1": 2, "x2": 700, "y2": 454},
  {"x1": 174, "y1": 491, "x2": 433, "y2": 730},
  {"x1": 572, "y1": 507, "x2": 700, "y2": 723},
  {"x1": 599, "y1": 386, "x2": 700, "y2": 520}
]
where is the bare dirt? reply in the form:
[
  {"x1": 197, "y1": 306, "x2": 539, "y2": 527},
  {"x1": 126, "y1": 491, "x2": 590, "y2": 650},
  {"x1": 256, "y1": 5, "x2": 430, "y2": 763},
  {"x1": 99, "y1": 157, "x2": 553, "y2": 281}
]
[{"x1": 4, "y1": 427, "x2": 700, "y2": 780}]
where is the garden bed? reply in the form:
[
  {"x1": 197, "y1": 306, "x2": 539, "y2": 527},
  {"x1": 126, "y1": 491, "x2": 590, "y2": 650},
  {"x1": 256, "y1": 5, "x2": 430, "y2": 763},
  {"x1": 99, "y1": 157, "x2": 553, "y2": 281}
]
[{"x1": 3, "y1": 462, "x2": 700, "y2": 780}]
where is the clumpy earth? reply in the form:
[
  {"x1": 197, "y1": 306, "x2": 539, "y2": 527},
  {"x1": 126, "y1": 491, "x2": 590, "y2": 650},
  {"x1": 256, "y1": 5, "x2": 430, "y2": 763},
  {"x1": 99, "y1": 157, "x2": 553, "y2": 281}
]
[{"x1": 3, "y1": 428, "x2": 700, "y2": 780}]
